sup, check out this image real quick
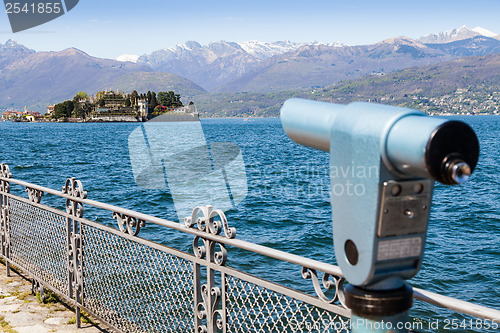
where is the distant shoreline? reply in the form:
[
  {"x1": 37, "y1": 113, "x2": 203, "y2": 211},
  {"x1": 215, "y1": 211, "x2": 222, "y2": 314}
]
[{"x1": 1, "y1": 113, "x2": 497, "y2": 125}]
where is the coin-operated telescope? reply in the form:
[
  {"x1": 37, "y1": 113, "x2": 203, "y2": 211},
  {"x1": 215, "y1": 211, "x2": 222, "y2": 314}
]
[{"x1": 281, "y1": 98, "x2": 479, "y2": 332}]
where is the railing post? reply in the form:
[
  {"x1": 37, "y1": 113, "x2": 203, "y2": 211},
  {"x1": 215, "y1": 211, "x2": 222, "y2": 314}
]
[
  {"x1": 220, "y1": 271, "x2": 227, "y2": 333},
  {"x1": 206, "y1": 237, "x2": 219, "y2": 333},
  {"x1": 194, "y1": 262, "x2": 202, "y2": 331},
  {"x1": 25, "y1": 185, "x2": 46, "y2": 295},
  {"x1": 0, "y1": 164, "x2": 11, "y2": 277},
  {"x1": 187, "y1": 206, "x2": 233, "y2": 333},
  {"x1": 63, "y1": 178, "x2": 87, "y2": 329}
]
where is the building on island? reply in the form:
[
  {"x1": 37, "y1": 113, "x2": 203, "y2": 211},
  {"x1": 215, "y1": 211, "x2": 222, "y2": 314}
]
[
  {"x1": 1, "y1": 111, "x2": 24, "y2": 119},
  {"x1": 101, "y1": 91, "x2": 126, "y2": 109},
  {"x1": 90, "y1": 90, "x2": 149, "y2": 122},
  {"x1": 46, "y1": 105, "x2": 55, "y2": 115},
  {"x1": 2, "y1": 109, "x2": 41, "y2": 121},
  {"x1": 148, "y1": 101, "x2": 199, "y2": 122}
]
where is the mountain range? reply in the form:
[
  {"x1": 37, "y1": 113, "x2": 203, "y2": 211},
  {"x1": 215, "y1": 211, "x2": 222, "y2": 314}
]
[
  {"x1": 194, "y1": 53, "x2": 500, "y2": 117},
  {"x1": 0, "y1": 26, "x2": 499, "y2": 112},
  {"x1": 136, "y1": 40, "x2": 345, "y2": 90},
  {"x1": 0, "y1": 45, "x2": 205, "y2": 110},
  {"x1": 134, "y1": 26, "x2": 499, "y2": 92}
]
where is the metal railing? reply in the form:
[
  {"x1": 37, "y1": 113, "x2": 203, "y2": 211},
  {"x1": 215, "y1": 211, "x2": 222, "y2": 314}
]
[{"x1": 0, "y1": 162, "x2": 498, "y2": 332}]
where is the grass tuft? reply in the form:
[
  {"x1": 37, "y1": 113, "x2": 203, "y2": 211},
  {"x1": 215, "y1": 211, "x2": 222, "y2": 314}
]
[{"x1": 0, "y1": 315, "x2": 18, "y2": 333}]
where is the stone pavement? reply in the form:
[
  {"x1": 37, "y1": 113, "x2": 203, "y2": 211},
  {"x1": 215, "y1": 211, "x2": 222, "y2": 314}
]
[{"x1": 0, "y1": 264, "x2": 109, "y2": 333}]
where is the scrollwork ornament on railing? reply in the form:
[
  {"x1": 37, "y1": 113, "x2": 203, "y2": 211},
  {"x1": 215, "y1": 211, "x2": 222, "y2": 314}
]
[
  {"x1": 62, "y1": 177, "x2": 87, "y2": 218},
  {"x1": 26, "y1": 187, "x2": 44, "y2": 203},
  {"x1": 185, "y1": 205, "x2": 235, "y2": 267},
  {"x1": 302, "y1": 267, "x2": 347, "y2": 308},
  {"x1": 185, "y1": 205, "x2": 236, "y2": 239},
  {"x1": 68, "y1": 232, "x2": 83, "y2": 301},
  {"x1": 0, "y1": 206, "x2": 11, "y2": 257},
  {"x1": 192, "y1": 236, "x2": 207, "y2": 259},
  {"x1": 0, "y1": 164, "x2": 11, "y2": 260},
  {"x1": 196, "y1": 284, "x2": 225, "y2": 333},
  {"x1": 112, "y1": 212, "x2": 146, "y2": 236},
  {"x1": 0, "y1": 164, "x2": 11, "y2": 194},
  {"x1": 192, "y1": 235, "x2": 228, "y2": 267}
]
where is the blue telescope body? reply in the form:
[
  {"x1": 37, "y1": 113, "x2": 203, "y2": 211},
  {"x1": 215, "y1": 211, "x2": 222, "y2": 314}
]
[{"x1": 281, "y1": 98, "x2": 479, "y2": 288}]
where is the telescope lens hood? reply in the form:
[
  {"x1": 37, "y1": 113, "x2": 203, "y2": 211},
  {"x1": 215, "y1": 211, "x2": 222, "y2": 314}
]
[{"x1": 426, "y1": 121, "x2": 479, "y2": 185}]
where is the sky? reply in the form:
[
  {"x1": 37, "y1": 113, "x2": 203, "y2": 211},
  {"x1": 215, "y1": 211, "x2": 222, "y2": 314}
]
[{"x1": 1, "y1": 0, "x2": 500, "y2": 59}]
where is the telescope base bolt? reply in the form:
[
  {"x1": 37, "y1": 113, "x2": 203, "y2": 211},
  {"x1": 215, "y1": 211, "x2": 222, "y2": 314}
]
[{"x1": 346, "y1": 283, "x2": 413, "y2": 333}]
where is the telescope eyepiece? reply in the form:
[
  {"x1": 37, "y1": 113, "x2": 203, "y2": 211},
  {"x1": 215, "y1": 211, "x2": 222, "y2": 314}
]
[{"x1": 442, "y1": 158, "x2": 472, "y2": 185}]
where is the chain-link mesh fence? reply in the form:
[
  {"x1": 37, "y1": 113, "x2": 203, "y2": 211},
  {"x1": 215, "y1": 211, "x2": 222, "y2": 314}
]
[
  {"x1": 0, "y1": 174, "x2": 353, "y2": 333},
  {"x1": 9, "y1": 198, "x2": 69, "y2": 296},
  {"x1": 225, "y1": 275, "x2": 350, "y2": 333},
  {"x1": 82, "y1": 223, "x2": 195, "y2": 332}
]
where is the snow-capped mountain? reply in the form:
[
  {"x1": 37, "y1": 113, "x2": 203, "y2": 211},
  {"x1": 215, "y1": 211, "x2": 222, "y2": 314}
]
[
  {"x1": 136, "y1": 40, "x2": 345, "y2": 89},
  {"x1": 471, "y1": 27, "x2": 498, "y2": 38},
  {"x1": 136, "y1": 41, "x2": 259, "y2": 90},
  {"x1": 239, "y1": 40, "x2": 303, "y2": 59},
  {"x1": 135, "y1": 32, "x2": 500, "y2": 92},
  {"x1": 139, "y1": 40, "x2": 343, "y2": 63},
  {"x1": 239, "y1": 40, "x2": 343, "y2": 60},
  {"x1": 115, "y1": 54, "x2": 139, "y2": 63},
  {"x1": 418, "y1": 26, "x2": 499, "y2": 43}
]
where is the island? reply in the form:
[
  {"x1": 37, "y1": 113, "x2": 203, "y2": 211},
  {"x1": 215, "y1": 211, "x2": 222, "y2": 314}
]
[{"x1": 1, "y1": 90, "x2": 199, "y2": 122}]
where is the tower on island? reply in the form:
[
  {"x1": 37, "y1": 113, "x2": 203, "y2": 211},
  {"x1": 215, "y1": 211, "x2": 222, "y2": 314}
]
[
  {"x1": 137, "y1": 99, "x2": 148, "y2": 121},
  {"x1": 187, "y1": 101, "x2": 197, "y2": 114}
]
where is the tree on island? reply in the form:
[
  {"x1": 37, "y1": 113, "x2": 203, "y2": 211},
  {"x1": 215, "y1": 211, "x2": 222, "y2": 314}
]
[
  {"x1": 130, "y1": 90, "x2": 139, "y2": 107},
  {"x1": 157, "y1": 91, "x2": 183, "y2": 108},
  {"x1": 73, "y1": 91, "x2": 88, "y2": 101},
  {"x1": 149, "y1": 92, "x2": 157, "y2": 111},
  {"x1": 53, "y1": 100, "x2": 74, "y2": 118},
  {"x1": 72, "y1": 91, "x2": 92, "y2": 119},
  {"x1": 73, "y1": 102, "x2": 92, "y2": 118},
  {"x1": 73, "y1": 105, "x2": 86, "y2": 118}
]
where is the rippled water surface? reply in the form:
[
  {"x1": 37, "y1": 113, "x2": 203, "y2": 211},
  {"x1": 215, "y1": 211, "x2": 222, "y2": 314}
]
[{"x1": 0, "y1": 116, "x2": 498, "y2": 332}]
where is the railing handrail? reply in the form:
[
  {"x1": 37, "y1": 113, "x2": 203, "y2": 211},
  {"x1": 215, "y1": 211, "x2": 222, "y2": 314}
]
[
  {"x1": 1, "y1": 176, "x2": 344, "y2": 277},
  {"x1": 2, "y1": 175, "x2": 500, "y2": 323},
  {"x1": 413, "y1": 288, "x2": 500, "y2": 321}
]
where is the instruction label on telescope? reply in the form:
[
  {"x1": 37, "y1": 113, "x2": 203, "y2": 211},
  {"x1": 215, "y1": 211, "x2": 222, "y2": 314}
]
[{"x1": 377, "y1": 237, "x2": 422, "y2": 261}]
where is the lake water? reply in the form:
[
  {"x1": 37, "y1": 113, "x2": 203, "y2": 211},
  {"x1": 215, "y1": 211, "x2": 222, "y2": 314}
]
[{"x1": 0, "y1": 116, "x2": 498, "y2": 332}]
